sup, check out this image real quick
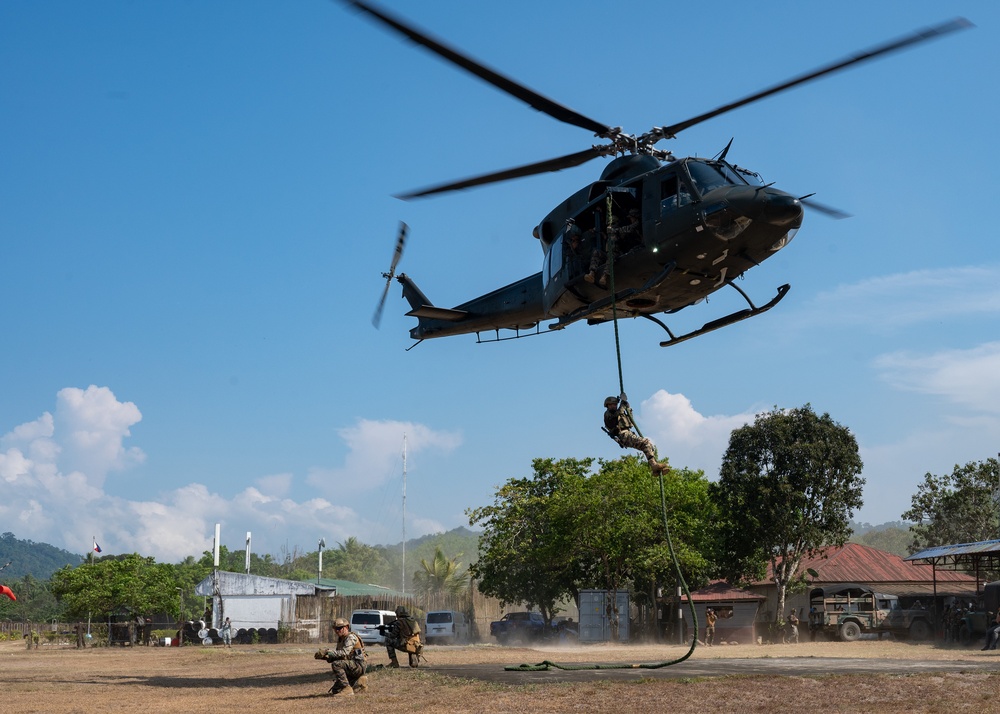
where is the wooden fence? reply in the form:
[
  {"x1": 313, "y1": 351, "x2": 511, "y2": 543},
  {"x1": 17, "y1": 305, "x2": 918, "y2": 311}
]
[{"x1": 289, "y1": 586, "x2": 515, "y2": 644}]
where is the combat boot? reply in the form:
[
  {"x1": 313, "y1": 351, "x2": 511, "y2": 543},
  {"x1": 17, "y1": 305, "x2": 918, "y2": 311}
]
[
  {"x1": 388, "y1": 658, "x2": 400, "y2": 668},
  {"x1": 331, "y1": 686, "x2": 355, "y2": 698},
  {"x1": 352, "y1": 675, "x2": 368, "y2": 693},
  {"x1": 584, "y1": 271, "x2": 595, "y2": 283}
]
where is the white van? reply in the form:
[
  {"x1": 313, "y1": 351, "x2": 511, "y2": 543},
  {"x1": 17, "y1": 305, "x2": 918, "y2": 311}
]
[
  {"x1": 424, "y1": 610, "x2": 469, "y2": 645},
  {"x1": 350, "y1": 609, "x2": 397, "y2": 645}
]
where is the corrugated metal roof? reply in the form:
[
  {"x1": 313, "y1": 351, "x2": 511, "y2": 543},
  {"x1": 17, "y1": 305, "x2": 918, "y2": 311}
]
[
  {"x1": 689, "y1": 580, "x2": 765, "y2": 602},
  {"x1": 906, "y1": 539, "x2": 1000, "y2": 562},
  {"x1": 314, "y1": 578, "x2": 408, "y2": 597},
  {"x1": 757, "y1": 543, "x2": 977, "y2": 585}
]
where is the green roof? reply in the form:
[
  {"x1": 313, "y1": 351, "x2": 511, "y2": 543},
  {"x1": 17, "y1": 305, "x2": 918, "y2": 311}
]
[{"x1": 310, "y1": 578, "x2": 408, "y2": 598}]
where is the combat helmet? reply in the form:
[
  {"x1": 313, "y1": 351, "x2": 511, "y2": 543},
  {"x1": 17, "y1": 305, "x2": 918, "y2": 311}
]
[
  {"x1": 395, "y1": 605, "x2": 409, "y2": 617},
  {"x1": 604, "y1": 396, "x2": 618, "y2": 408},
  {"x1": 332, "y1": 617, "x2": 349, "y2": 629}
]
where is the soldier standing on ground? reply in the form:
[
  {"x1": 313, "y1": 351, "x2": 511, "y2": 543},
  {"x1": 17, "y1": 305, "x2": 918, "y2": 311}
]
[
  {"x1": 788, "y1": 609, "x2": 800, "y2": 644},
  {"x1": 705, "y1": 608, "x2": 718, "y2": 647}
]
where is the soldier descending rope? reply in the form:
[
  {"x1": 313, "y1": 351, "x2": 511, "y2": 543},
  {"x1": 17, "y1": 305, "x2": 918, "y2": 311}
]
[{"x1": 602, "y1": 395, "x2": 667, "y2": 474}]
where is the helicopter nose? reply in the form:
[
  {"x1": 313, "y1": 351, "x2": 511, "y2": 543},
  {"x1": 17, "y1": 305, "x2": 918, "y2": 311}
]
[{"x1": 762, "y1": 191, "x2": 803, "y2": 228}]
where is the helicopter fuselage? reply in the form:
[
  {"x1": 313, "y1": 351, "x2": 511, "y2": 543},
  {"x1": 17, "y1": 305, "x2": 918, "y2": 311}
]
[{"x1": 398, "y1": 153, "x2": 802, "y2": 343}]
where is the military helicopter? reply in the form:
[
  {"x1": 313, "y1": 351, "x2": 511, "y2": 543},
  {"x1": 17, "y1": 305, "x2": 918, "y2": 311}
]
[{"x1": 357, "y1": 1, "x2": 970, "y2": 347}]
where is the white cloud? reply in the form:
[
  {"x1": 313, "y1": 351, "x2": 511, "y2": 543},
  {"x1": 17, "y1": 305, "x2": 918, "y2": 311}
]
[
  {"x1": 875, "y1": 341, "x2": 1000, "y2": 414},
  {"x1": 638, "y1": 390, "x2": 757, "y2": 477},
  {"x1": 305, "y1": 419, "x2": 462, "y2": 498},
  {"x1": 54, "y1": 386, "x2": 145, "y2": 486},
  {"x1": 0, "y1": 389, "x2": 464, "y2": 562},
  {"x1": 791, "y1": 265, "x2": 1000, "y2": 330}
]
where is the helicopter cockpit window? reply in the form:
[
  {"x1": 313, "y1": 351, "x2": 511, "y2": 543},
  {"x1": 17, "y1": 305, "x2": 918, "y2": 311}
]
[
  {"x1": 687, "y1": 161, "x2": 738, "y2": 197},
  {"x1": 660, "y1": 175, "x2": 692, "y2": 212},
  {"x1": 715, "y1": 162, "x2": 750, "y2": 186}
]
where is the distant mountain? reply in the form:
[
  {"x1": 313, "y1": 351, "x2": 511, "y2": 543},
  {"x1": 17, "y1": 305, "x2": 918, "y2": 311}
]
[
  {"x1": 848, "y1": 521, "x2": 914, "y2": 557},
  {"x1": 850, "y1": 520, "x2": 910, "y2": 536},
  {"x1": 0, "y1": 532, "x2": 83, "y2": 579}
]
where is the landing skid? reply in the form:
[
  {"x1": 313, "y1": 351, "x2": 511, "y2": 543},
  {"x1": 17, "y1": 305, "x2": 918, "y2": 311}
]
[{"x1": 647, "y1": 282, "x2": 790, "y2": 348}]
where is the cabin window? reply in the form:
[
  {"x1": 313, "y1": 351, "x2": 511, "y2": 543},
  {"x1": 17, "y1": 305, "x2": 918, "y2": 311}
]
[
  {"x1": 660, "y1": 175, "x2": 692, "y2": 212},
  {"x1": 687, "y1": 161, "x2": 732, "y2": 197}
]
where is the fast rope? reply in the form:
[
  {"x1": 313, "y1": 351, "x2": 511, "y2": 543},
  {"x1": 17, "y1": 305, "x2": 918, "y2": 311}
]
[{"x1": 505, "y1": 198, "x2": 699, "y2": 673}]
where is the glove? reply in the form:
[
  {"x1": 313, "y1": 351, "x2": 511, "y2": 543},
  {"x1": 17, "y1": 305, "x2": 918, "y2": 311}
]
[{"x1": 314, "y1": 648, "x2": 329, "y2": 660}]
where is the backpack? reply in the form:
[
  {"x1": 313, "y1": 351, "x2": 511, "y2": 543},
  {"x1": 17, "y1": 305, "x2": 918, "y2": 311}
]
[{"x1": 349, "y1": 631, "x2": 367, "y2": 666}]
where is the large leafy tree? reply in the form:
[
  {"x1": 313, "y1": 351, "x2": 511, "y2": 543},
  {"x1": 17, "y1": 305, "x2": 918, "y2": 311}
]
[
  {"x1": 902, "y1": 458, "x2": 1000, "y2": 553},
  {"x1": 51, "y1": 554, "x2": 179, "y2": 619},
  {"x1": 467, "y1": 458, "x2": 590, "y2": 622},
  {"x1": 562, "y1": 457, "x2": 718, "y2": 637},
  {"x1": 714, "y1": 404, "x2": 864, "y2": 620},
  {"x1": 468, "y1": 456, "x2": 718, "y2": 624}
]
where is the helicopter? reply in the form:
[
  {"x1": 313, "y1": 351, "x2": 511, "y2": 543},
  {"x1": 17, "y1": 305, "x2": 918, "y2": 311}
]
[{"x1": 357, "y1": 1, "x2": 971, "y2": 348}]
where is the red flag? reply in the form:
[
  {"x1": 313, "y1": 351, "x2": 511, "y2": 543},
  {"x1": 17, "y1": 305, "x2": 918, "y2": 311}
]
[{"x1": 0, "y1": 585, "x2": 15, "y2": 601}]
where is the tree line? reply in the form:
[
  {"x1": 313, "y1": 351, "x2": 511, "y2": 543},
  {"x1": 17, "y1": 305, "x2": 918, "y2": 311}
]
[
  {"x1": 1, "y1": 403, "x2": 995, "y2": 624},
  {"x1": 468, "y1": 405, "x2": 996, "y2": 622},
  {"x1": 0, "y1": 532, "x2": 475, "y2": 623}
]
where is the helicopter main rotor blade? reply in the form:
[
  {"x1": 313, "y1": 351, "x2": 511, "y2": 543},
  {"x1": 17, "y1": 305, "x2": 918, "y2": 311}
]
[
  {"x1": 657, "y1": 17, "x2": 972, "y2": 139},
  {"x1": 397, "y1": 147, "x2": 607, "y2": 200},
  {"x1": 372, "y1": 221, "x2": 408, "y2": 328},
  {"x1": 346, "y1": 0, "x2": 616, "y2": 138}
]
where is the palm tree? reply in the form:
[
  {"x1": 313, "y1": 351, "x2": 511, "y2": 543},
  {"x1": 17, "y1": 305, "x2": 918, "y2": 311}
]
[{"x1": 413, "y1": 547, "x2": 469, "y2": 597}]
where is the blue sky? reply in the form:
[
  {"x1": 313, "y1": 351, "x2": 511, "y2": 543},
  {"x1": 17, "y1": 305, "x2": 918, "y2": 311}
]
[{"x1": 2, "y1": 1, "x2": 998, "y2": 568}]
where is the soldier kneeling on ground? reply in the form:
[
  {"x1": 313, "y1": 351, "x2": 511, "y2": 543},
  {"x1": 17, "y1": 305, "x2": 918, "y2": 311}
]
[
  {"x1": 315, "y1": 618, "x2": 368, "y2": 697},
  {"x1": 381, "y1": 606, "x2": 423, "y2": 668}
]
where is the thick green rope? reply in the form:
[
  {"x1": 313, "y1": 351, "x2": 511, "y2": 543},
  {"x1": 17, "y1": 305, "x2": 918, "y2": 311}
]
[{"x1": 504, "y1": 199, "x2": 699, "y2": 673}]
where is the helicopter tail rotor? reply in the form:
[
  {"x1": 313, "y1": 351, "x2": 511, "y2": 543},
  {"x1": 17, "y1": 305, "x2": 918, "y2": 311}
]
[{"x1": 372, "y1": 221, "x2": 409, "y2": 328}]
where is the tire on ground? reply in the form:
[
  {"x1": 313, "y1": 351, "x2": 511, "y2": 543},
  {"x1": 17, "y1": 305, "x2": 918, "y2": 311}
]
[{"x1": 839, "y1": 621, "x2": 862, "y2": 642}]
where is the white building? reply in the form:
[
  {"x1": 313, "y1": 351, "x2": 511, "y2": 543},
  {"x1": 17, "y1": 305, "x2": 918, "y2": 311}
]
[{"x1": 194, "y1": 571, "x2": 328, "y2": 631}]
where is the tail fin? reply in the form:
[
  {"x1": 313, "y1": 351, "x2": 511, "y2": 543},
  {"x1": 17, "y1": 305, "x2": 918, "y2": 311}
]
[{"x1": 397, "y1": 274, "x2": 467, "y2": 322}]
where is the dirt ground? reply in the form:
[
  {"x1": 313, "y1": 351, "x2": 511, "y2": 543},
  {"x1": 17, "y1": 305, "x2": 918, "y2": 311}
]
[{"x1": 4, "y1": 637, "x2": 1000, "y2": 713}]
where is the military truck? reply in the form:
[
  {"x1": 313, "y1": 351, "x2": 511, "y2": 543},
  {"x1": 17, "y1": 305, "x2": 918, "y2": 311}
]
[
  {"x1": 808, "y1": 584, "x2": 934, "y2": 641},
  {"x1": 957, "y1": 581, "x2": 1000, "y2": 647}
]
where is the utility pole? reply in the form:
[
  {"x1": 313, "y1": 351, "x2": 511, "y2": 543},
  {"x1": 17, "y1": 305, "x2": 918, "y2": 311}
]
[
  {"x1": 401, "y1": 433, "x2": 407, "y2": 595},
  {"x1": 318, "y1": 539, "x2": 326, "y2": 585}
]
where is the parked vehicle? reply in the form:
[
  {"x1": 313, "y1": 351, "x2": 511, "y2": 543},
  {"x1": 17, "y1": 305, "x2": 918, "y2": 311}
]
[
  {"x1": 957, "y1": 581, "x2": 1000, "y2": 647},
  {"x1": 807, "y1": 584, "x2": 933, "y2": 641},
  {"x1": 489, "y1": 612, "x2": 546, "y2": 645},
  {"x1": 424, "y1": 610, "x2": 470, "y2": 645},
  {"x1": 350, "y1": 609, "x2": 397, "y2": 645}
]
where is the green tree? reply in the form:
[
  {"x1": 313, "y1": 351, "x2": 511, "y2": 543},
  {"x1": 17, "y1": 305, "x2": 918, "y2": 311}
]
[
  {"x1": 468, "y1": 456, "x2": 719, "y2": 625},
  {"x1": 714, "y1": 405, "x2": 864, "y2": 621},
  {"x1": 51, "y1": 554, "x2": 179, "y2": 619},
  {"x1": 467, "y1": 458, "x2": 590, "y2": 622},
  {"x1": 326, "y1": 537, "x2": 390, "y2": 584},
  {"x1": 562, "y1": 457, "x2": 718, "y2": 637},
  {"x1": 412, "y1": 547, "x2": 469, "y2": 597},
  {"x1": 0, "y1": 574, "x2": 66, "y2": 622},
  {"x1": 902, "y1": 458, "x2": 1000, "y2": 553}
]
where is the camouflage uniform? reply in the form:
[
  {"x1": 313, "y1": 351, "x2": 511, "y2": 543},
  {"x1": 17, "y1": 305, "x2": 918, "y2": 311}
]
[
  {"x1": 603, "y1": 397, "x2": 665, "y2": 473},
  {"x1": 317, "y1": 618, "x2": 367, "y2": 696},
  {"x1": 385, "y1": 606, "x2": 423, "y2": 668},
  {"x1": 705, "y1": 608, "x2": 717, "y2": 646}
]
